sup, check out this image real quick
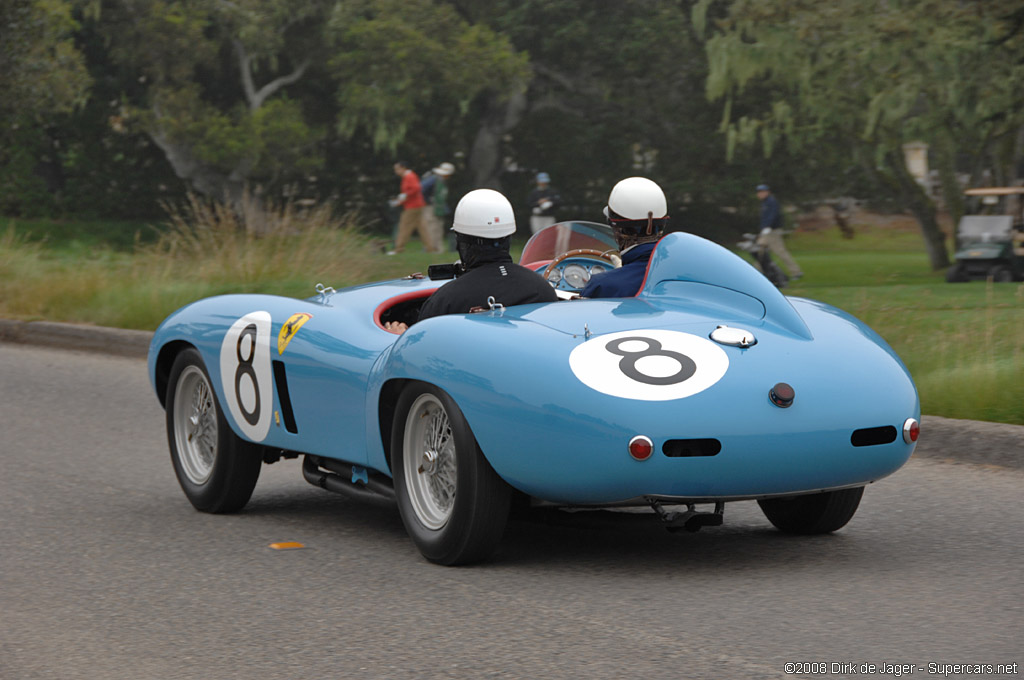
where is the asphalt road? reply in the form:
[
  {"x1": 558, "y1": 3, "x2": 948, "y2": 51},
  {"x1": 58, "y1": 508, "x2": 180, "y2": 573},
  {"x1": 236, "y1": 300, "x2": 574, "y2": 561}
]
[{"x1": 1, "y1": 343, "x2": 1021, "y2": 680}]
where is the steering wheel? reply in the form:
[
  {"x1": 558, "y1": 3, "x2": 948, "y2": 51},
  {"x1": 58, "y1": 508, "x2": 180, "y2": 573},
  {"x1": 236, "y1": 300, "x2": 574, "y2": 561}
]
[{"x1": 546, "y1": 248, "x2": 621, "y2": 272}]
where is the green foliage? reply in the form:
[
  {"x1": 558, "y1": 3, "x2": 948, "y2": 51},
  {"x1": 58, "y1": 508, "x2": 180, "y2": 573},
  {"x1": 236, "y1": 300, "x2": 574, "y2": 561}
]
[
  {"x1": 84, "y1": 0, "x2": 529, "y2": 205},
  {"x1": 328, "y1": 0, "x2": 529, "y2": 151},
  {"x1": 700, "y1": 0, "x2": 1024, "y2": 165},
  {"x1": 0, "y1": 0, "x2": 91, "y2": 121},
  {"x1": 694, "y1": 0, "x2": 1024, "y2": 269}
]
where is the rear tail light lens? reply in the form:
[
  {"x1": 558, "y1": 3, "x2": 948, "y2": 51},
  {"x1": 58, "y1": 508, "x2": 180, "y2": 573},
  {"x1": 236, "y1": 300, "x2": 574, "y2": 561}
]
[
  {"x1": 628, "y1": 435, "x2": 654, "y2": 461},
  {"x1": 903, "y1": 418, "x2": 920, "y2": 443}
]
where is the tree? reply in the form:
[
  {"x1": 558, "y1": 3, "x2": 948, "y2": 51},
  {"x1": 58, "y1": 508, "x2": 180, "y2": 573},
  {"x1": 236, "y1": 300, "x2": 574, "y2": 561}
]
[
  {"x1": 0, "y1": 0, "x2": 95, "y2": 216},
  {"x1": 695, "y1": 0, "x2": 1024, "y2": 270},
  {"x1": 90, "y1": 0, "x2": 527, "y2": 207},
  {"x1": 446, "y1": 0, "x2": 742, "y2": 235},
  {"x1": 0, "y1": 0, "x2": 91, "y2": 122}
]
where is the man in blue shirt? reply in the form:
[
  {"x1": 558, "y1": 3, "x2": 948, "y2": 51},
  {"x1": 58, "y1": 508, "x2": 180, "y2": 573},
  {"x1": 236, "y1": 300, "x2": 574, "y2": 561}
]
[
  {"x1": 582, "y1": 177, "x2": 669, "y2": 298},
  {"x1": 756, "y1": 184, "x2": 802, "y2": 279}
]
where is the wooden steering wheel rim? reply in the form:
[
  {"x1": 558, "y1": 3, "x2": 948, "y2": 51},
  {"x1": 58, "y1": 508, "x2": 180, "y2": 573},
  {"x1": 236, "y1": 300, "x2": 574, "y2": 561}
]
[{"x1": 546, "y1": 248, "x2": 620, "y2": 273}]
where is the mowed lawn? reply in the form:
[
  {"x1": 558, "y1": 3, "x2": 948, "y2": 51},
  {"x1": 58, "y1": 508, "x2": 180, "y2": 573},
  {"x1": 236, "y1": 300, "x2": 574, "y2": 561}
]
[
  {"x1": 2, "y1": 212, "x2": 1022, "y2": 424},
  {"x1": 782, "y1": 218, "x2": 1023, "y2": 426}
]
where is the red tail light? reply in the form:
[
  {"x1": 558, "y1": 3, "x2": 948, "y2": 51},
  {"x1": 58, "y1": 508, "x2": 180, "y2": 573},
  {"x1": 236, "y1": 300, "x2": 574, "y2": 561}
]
[
  {"x1": 903, "y1": 418, "x2": 920, "y2": 443},
  {"x1": 628, "y1": 435, "x2": 654, "y2": 461}
]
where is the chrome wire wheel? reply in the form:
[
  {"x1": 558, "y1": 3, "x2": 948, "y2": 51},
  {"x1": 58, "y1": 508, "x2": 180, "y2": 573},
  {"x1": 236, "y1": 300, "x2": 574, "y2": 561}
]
[
  {"x1": 402, "y1": 393, "x2": 457, "y2": 530},
  {"x1": 172, "y1": 365, "x2": 219, "y2": 485}
]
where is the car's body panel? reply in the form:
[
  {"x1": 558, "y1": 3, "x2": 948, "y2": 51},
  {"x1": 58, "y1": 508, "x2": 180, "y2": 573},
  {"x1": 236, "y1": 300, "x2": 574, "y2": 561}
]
[{"x1": 150, "y1": 228, "x2": 919, "y2": 507}]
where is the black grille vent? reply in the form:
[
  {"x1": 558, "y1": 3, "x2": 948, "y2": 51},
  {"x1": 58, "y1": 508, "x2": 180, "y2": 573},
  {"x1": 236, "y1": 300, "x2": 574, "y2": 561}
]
[
  {"x1": 851, "y1": 426, "x2": 897, "y2": 447},
  {"x1": 663, "y1": 439, "x2": 721, "y2": 458}
]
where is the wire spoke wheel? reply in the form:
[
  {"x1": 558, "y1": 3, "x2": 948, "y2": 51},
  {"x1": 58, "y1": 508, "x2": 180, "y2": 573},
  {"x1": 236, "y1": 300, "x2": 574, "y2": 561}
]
[
  {"x1": 403, "y1": 393, "x2": 457, "y2": 529},
  {"x1": 165, "y1": 348, "x2": 262, "y2": 514},
  {"x1": 173, "y1": 365, "x2": 219, "y2": 484},
  {"x1": 392, "y1": 382, "x2": 512, "y2": 565}
]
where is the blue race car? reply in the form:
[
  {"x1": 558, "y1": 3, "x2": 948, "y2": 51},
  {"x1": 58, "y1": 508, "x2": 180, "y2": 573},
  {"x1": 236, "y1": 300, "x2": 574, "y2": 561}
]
[{"x1": 148, "y1": 221, "x2": 920, "y2": 564}]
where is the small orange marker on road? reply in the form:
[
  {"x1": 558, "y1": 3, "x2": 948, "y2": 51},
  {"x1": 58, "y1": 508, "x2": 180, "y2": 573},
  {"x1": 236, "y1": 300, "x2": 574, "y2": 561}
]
[{"x1": 268, "y1": 541, "x2": 306, "y2": 550}]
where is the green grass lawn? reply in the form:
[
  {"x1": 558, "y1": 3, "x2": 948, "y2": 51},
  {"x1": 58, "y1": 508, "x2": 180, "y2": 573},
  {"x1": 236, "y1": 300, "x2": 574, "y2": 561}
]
[
  {"x1": 1, "y1": 213, "x2": 1021, "y2": 424},
  {"x1": 782, "y1": 223, "x2": 1023, "y2": 425}
]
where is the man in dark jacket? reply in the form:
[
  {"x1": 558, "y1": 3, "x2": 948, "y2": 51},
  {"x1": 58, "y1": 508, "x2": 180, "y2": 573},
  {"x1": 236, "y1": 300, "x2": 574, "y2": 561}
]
[
  {"x1": 581, "y1": 177, "x2": 670, "y2": 298},
  {"x1": 527, "y1": 172, "x2": 561, "y2": 234},
  {"x1": 756, "y1": 184, "x2": 802, "y2": 279},
  {"x1": 384, "y1": 189, "x2": 558, "y2": 332}
]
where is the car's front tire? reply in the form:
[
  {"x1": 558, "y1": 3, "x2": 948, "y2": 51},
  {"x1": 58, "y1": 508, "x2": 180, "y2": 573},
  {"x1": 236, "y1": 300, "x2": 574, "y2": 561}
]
[
  {"x1": 392, "y1": 382, "x2": 511, "y2": 565},
  {"x1": 757, "y1": 487, "x2": 864, "y2": 534},
  {"x1": 945, "y1": 263, "x2": 968, "y2": 282},
  {"x1": 166, "y1": 348, "x2": 262, "y2": 513}
]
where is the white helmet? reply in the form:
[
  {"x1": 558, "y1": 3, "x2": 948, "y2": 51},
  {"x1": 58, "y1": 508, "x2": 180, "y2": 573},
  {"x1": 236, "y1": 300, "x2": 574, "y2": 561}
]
[
  {"x1": 452, "y1": 189, "x2": 516, "y2": 238},
  {"x1": 605, "y1": 177, "x2": 667, "y2": 220}
]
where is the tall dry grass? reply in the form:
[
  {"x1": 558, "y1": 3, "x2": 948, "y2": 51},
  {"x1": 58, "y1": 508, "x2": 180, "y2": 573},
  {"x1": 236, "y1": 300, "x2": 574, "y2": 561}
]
[{"x1": 0, "y1": 195, "x2": 379, "y2": 329}]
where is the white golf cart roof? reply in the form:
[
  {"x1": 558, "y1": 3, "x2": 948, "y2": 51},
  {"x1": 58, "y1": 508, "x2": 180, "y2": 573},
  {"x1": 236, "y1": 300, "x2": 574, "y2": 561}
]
[
  {"x1": 963, "y1": 187, "x2": 1024, "y2": 196},
  {"x1": 958, "y1": 187, "x2": 1023, "y2": 239}
]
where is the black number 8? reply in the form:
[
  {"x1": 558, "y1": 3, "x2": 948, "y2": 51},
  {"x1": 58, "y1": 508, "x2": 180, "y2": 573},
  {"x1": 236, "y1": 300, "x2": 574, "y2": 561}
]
[
  {"x1": 235, "y1": 323, "x2": 261, "y2": 425},
  {"x1": 606, "y1": 336, "x2": 696, "y2": 386}
]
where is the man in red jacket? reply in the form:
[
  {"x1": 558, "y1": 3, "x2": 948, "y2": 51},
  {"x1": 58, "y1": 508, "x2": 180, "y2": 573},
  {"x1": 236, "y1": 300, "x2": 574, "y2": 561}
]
[{"x1": 390, "y1": 161, "x2": 440, "y2": 254}]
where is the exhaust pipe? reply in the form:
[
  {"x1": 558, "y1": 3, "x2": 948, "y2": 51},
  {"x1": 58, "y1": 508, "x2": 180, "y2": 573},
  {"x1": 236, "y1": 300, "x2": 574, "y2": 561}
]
[{"x1": 302, "y1": 455, "x2": 396, "y2": 506}]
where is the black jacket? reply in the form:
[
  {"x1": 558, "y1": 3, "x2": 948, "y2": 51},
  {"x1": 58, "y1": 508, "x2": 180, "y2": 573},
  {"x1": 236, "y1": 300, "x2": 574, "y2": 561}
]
[{"x1": 419, "y1": 259, "x2": 558, "y2": 322}]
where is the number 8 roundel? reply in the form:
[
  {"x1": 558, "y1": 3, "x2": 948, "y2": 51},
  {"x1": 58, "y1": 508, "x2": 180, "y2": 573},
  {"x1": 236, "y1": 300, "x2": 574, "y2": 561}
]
[
  {"x1": 569, "y1": 329, "x2": 728, "y2": 401},
  {"x1": 219, "y1": 311, "x2": 273, "y2": 441}
]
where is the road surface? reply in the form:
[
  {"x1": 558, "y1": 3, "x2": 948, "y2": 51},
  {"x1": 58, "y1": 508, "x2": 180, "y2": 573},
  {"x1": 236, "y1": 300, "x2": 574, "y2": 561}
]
[{"x1": 1, "y1": 344, "x2": 1020, "y2": 679}]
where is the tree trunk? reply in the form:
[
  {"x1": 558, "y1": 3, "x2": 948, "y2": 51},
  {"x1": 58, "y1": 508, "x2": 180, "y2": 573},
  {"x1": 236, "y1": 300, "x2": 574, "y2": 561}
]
[
  {"x1": 467, "y1": 90, "x2": 528, "y2": 190},
  {"x1": 932, "y1": 132, "x2": 965, "y2": 227},
  {"x1": 150, "y1": 126, "x2": 245, "y2": 206},
  {"x1": 884, "y1": 150, "x2": 950, "y2": 270}
]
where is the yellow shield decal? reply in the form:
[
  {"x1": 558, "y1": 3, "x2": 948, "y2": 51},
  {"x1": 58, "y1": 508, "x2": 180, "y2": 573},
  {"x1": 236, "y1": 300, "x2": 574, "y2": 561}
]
[{"x1": 278, "y1": 313, "x2": 313, "y2": 355}]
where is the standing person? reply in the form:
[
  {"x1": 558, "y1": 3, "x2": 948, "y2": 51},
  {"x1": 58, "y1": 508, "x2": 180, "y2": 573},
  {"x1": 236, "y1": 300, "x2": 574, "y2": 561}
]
[
  {"x1": 383, "y1": 189, "x2": 558, "y2": 333},
  {"x1": 756, "y1": 184, "x2": 803, "y2": 279},
  {"x1": 528, "y1": 172, "x2": 561, "y2": 234},
  {"x1": 422, "y1": 162, "x2": 455, "y2": 253},
  {"x1": 389, "y1": 161, "x2": 439, "y2": 254},
  {"x1": 581, "y1": 177, "x2": 669, "y2": 298}
]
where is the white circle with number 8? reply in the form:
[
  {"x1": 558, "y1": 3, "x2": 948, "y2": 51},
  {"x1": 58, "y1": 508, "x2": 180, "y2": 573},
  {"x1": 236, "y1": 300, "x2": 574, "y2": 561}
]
[
  {"x1": 569, "y1": 329, "x2": 729, "y2": 401},
  {"x1": 219, "y1": 311, "x2": 273, "y2": 441}
]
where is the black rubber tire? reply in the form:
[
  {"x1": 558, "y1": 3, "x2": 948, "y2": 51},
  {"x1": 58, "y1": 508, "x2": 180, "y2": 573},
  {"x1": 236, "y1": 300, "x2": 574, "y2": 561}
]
[
  {"x1": 945, "y1": 263, "x2": 968, "y2": 283},
  {"x1": 391, "y1": 381, "x2": 511, "y2": 565},
  {"x1": 165, "y1": 348, "x2": 262, "y2": 513},
  {"x1": 757, "y1": 486, "x2": 864, "y2": 534},
  {"x1": 990, "y1": 265, "x2": 1014, "y2": 283}
]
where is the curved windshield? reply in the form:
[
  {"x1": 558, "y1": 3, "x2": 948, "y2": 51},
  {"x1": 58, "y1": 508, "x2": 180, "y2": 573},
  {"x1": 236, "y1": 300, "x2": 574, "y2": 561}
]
[{"x1": 520, "y1": 221, "x2": 618, "y2": 266}]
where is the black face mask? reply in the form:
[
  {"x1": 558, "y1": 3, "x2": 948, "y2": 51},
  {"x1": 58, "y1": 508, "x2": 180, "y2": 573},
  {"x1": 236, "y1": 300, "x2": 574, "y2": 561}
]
[{"x1": 455, "y1": 235, "x2": 513, "y2": 271}]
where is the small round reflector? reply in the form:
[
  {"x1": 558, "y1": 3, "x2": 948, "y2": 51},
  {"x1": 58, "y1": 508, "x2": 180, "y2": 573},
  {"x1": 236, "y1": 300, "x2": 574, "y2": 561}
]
[
  {"x1": 903, "y1": 418, "x2": 920, "y2": 443},
  {"x1": 628, "y1": 435, "x2": 654, "y2": 461},
  {"x1": 769, "y1": 382, "x2": 795, "y2": 408}
]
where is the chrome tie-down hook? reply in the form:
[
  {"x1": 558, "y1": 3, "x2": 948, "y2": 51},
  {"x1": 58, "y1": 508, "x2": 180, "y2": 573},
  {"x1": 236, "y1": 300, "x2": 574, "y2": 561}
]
[{"x1": 315, "y1": 282, "x2": 336, "y2": 304}]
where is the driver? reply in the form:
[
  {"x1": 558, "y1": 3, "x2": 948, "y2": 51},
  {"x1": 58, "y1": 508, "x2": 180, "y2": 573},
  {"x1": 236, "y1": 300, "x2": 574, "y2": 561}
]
[
  {"x1": 581, "y1": 177, "x2": 669, "y2": 298},
  {"x1": 384, "y1": 189, "x2": 558, "y2": 332}
]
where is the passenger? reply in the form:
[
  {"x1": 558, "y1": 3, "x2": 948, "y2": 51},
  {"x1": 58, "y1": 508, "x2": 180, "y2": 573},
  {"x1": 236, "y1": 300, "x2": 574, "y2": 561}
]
[
  {"x1": 581, "y1": 177, "x2": 669, "y2": 298},
  {"x1": 384, "y1": 189, "x2": 558, "y2": 333}
]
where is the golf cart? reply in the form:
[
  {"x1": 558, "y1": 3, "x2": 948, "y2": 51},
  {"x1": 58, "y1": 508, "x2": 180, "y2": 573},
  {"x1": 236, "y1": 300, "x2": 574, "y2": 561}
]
[{"x1": 946, "y1": 187, "x2": 1024, "y2": 283}]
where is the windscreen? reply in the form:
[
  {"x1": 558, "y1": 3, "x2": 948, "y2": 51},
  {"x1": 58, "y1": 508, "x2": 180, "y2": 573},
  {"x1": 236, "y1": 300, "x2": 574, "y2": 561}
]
[
  {"x1": 519, "y1": 221, "x2": 618, "y2": 265},
  {"x1": 957, "y1": 216, "x2": 1013, "y2": 240}
]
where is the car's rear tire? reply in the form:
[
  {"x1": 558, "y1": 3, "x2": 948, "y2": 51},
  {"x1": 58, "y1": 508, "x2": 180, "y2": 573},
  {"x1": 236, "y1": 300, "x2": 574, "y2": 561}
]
[
  {"x1": 990, "y1": 265, "x2": 1014, "y2": 283},
  {"x1": 757, "y1": 487, "x2": 864, "y2": 534},
  {"x1": 166, "y1": 348, "x2": 262, "y2": 513},
  {"x1": 392, "y1": 382, "x2": 511, "y2": 565}
]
